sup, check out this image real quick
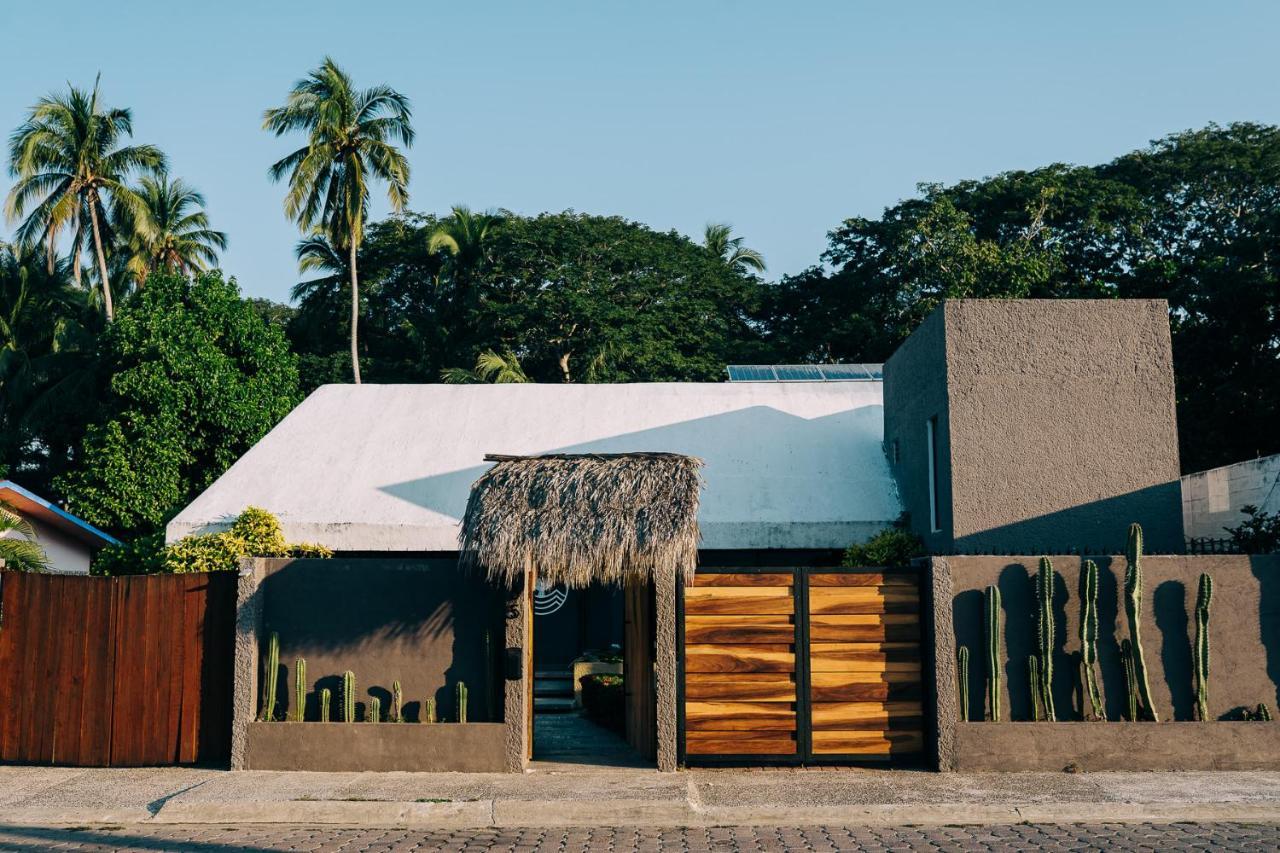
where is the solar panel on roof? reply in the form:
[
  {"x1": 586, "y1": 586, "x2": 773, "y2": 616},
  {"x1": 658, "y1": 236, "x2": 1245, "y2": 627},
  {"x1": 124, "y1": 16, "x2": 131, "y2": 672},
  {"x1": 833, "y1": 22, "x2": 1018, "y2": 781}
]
[
  {"x1": 818, "y1": 364, "x2": 871, "y2": 380},
  {"x1": 773, "y1": 365, "x2": 824, "y2": 381},
  {"x1": 726, "y1": 364, "x2": 884, "y2": 382},
  {"x1": 726, "y1": 365, "x2": 777, "y2": 381}
]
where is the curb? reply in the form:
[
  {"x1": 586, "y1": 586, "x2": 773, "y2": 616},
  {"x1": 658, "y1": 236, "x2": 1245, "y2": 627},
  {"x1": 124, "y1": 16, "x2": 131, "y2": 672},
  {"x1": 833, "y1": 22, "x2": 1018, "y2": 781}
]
[{"x1": 153, "y1": 800, "x2": 494, "y2": 827}]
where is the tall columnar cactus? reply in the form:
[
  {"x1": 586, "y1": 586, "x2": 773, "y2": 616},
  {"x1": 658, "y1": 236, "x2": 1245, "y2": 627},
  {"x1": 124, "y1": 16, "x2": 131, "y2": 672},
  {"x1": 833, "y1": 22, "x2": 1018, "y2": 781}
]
[
  {"x1": 1120, "y1": 639, "x2": 1138, "y2": 721},
  {"x1": 320, "y1": 688, "x2": 332, "y2": 723},
  {"x1": 984, "y1": 585, "x2": 1002, "y2": 722},
  {"x1": 1194, "y1": 572, "x2": 1213, "y2": 721},
  {"x1": 368, "y1": 696, "x2": 381, "y2": 723},
  {"x1": 1036, "y1": 557, "x2": 1057, "y2": 722},
  {"x1": 1124, "y1": 523, "x2": 1159, "y2": 721},
  {"x1": 456, "y1": 682, "x2": 469, "y2": 724},
  {"x1": 293, "y1": 658, "x2": 307, "y2": 722},
  {"x1": 1028, "y1": 656, "x2": 1043, "y2": 722},
  {"x1": 956, "y1": 646, "x2": 970, "y2": 722},
  {"x1": 1258, "y1": 703, "x2": 1272, "y2": 722},
  {"x1": 261, "y1": 631, "x2": 280, "y2": 722},
  {"x1": 342, "y1": 671, "x2": 356, "y2": 723},
  {"x1": 392, "y1": 680, "x2": 404, "y2": 723},
  {"x1": 423, "y1": 697, "x2": 436, "y2": 724},
  {"x1": 1079, "y1": 560, "x2": 1104, "y2": 720}
]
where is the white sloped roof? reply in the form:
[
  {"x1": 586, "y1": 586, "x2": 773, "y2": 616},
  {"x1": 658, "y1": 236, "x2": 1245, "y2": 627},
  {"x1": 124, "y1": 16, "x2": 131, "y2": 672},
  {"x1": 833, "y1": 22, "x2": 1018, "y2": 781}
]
[{"x1": 166, "y1": 382, "x2": 900, "y2": 551}]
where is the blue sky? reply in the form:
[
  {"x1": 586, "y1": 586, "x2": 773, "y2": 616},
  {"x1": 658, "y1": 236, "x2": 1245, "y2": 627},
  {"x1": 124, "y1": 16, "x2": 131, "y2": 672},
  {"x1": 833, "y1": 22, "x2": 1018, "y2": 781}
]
[{"x1": 2, "y1": 1, "x2": 1278, "y2": 302}]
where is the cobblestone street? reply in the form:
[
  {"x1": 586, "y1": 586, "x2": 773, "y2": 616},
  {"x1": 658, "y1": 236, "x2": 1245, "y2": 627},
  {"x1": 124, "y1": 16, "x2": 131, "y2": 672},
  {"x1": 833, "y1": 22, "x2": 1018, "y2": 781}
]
[{"x1": 0, "y1": 822, "x2": 1275, "y2": 852}]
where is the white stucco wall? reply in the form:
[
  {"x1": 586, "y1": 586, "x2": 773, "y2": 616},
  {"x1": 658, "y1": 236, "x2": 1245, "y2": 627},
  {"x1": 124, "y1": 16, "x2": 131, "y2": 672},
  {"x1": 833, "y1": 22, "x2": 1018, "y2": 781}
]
[
  {"x1": 167, "y1": 382, "x2": 901, "y2": 551},
  {"x1": 1, "y1": 513, "x2": 93, "y2": 574},
  {"x1": 1181, "y1": 453, "x2": 1280, "y2": 540}
]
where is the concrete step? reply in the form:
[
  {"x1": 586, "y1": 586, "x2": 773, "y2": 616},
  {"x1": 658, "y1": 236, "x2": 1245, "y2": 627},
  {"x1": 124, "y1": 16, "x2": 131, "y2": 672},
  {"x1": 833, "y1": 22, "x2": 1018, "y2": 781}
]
[
  {"x1": 533, "y1": 696, "x2": 575, "y2": 713},
  {"x1": 534, "y1": 680, "x2": 573, "y2": 697}
]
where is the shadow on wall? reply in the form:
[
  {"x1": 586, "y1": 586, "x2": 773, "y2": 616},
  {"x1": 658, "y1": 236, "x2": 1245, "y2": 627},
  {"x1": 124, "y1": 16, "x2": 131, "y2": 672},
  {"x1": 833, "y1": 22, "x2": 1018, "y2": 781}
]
[
  {"x1": 260, "y1": 559, "x2": 505, "y2": 724},
  {"x1": 1257, "y1": 557, "x2": 1280, "y2": 709},
  {"x1": 952, "y1": 483, "x2": 1185, "y2": 556}
]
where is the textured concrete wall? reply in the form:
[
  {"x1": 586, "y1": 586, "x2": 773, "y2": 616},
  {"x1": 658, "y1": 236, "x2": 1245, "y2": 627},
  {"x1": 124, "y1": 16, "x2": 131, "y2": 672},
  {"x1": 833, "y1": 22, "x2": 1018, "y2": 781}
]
[
  {"x1": 926, "y1": 559, "x2": 958, "y2": 771},
  {"x1": 884, "y1": 308, "x2": 952, "y2": 552},
  {"x1": 886, "y1": 300, "x2": 1184, "y2": 554},
  {"x1": 244, "y1": 722, "x2": 508, "y2": 772},
  {"x1": 504, "y1": 573, "x2": 529, "y2": 772},
  {"x1": 655, "y1": 563, "x2": 679, "y2": 772},
  {"x1": 1182, "y1": 453, "x2": 1280, "y2": 540},
  {"x1": 230, "y1": 558, "x2": 265, "y2": 770},
  {"x1": 933, "y1": 555, "x2": 1280, "y2": 770}
]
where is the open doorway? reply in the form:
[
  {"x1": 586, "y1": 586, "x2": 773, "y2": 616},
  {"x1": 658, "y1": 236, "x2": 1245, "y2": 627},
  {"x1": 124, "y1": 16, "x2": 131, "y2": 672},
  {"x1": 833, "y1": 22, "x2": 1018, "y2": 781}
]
[{"x1": 530, "y1": 577, "x2": 655, "y2": 768}]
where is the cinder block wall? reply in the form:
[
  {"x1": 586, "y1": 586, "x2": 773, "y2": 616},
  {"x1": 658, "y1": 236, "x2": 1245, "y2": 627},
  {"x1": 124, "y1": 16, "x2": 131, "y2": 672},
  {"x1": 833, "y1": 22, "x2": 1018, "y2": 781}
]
[{"x1": 886, "y1": 299, "x2": 1184, "y2": 554}]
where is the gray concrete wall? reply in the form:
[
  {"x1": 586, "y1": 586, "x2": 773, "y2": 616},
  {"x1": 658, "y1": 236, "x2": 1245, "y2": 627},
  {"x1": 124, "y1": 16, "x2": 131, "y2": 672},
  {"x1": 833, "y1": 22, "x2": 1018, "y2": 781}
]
[
  {"x1": 931, "y1": 555, "x2": 1280, "y2": 771},
  {"x1": 886, "y1": 300, "x2": 1184, "y2": 555},
  {"x1": 244, "y1": 722, "x2": 508, "y2": 772},
  {"x1": 1182, "y1": 453, "x2": 1280, "y2": 541}
]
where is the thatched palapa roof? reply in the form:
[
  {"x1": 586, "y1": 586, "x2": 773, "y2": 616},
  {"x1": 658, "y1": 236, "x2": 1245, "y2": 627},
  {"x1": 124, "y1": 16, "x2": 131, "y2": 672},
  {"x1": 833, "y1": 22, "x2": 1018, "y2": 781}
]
[{"x1": 458, "y1": 452, "x2": 704, "y2": 588}]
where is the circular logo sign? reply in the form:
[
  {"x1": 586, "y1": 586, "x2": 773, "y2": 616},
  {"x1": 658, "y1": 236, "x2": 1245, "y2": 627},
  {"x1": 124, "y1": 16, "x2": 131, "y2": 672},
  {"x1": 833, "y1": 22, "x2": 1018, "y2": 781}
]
[{"x1": 533, "y1": 580, "x2": 568, "y2": 616}]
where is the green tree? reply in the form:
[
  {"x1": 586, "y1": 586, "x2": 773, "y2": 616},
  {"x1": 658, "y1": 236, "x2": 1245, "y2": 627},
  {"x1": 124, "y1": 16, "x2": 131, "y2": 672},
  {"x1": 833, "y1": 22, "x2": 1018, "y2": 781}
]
[
  {"x1": 5, "y1": 77, "x2": 166, "y2": 320},
  {"x1": 441, "y1": 348, "x2": 530, "y2": 384},
  {"x1": 56, "y1": 271, "x2": 300, "y2": 536},
  {"x1": 264, "y1": 58, "x2": 414, "y2": 384},
  {"x1": 703, "y1": 222, "x2": 765, "y2": 274},
  {"x1": 117, "y1": 171, "x2": 226, "y2": 284}
]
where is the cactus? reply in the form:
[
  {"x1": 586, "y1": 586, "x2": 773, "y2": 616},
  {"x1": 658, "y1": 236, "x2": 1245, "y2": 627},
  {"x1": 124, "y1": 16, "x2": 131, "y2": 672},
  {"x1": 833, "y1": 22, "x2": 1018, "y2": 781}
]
[
  {"x1": 1120, "y1": 639, "x2": 1138, "y2": 721},
  {"x1": 456, "y1": 682, "x2": 468, "y2": 724},
  {"x1": 1028, "y1": 656, "x2": 1043, "y2": 722},
  {"x1": 1124, "y1": 523, "x2": 1159, "y2": 721},
  {"x1": 392, "y1": 680, "x2": 403, "y2": 723},
  {"x1": 1079, "y1": 560, "x2": 1104, "y2": 720},
  {"x1": 423, "y1": 697, "x2": 436, "y2": 724},
  {"x1": 1258, "y1": 703, "x2": 1272, "y2": 722},
  {"x1": 320, "y1": 688, "x2": 331, "y2": 723},
  {"x1": 260, "y1": 631, "x2": 280, "y2": 722},
  {"x1": 1194, "y1": 572, "x2": 1213, "y2": 721},
  {"x1": 342, "y1": 671, "x2": 356, "y2": 723},
  {"x1": 368, "y1": 696, "x2": 381, "y2": 722},
  {"x1": 984, "y1": 585, "x2": 1002, "y2": 722},
  {"x1": 956, "y1": 646, "x2": 970, "y2": 722},
  {"x1": 292, "y1": 658, "x2": 307, "y2": 722},
  {"x1": 1035, "y1": 557, "x2": 1057, "y2": 722}
]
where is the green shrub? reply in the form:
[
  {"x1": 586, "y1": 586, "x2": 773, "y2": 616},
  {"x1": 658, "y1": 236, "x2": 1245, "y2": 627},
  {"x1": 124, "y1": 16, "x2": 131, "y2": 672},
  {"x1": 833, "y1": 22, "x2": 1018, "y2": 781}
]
[
  {"x1": 842, "y1": 526, "x2": 925, "y2": 568},
  {"x1": 579, "y1": 673, "x2": 624, "y2": 734},
  {"x1": 1226, "y1": 505, "x2": 1280, "y2": 554}
]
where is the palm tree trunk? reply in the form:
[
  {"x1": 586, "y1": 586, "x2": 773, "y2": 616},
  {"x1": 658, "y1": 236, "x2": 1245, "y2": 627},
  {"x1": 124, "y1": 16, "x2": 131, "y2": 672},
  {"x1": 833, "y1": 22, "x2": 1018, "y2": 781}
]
[
  {"x1": 87, "y1": 196, "x2": 114, "y2": 322},
  {"x1": 349, "y1": 239, "x2": 361, "y2": 384},
  {"x1": 71, "y1": 219, "x2": 83, "y2": 288}
]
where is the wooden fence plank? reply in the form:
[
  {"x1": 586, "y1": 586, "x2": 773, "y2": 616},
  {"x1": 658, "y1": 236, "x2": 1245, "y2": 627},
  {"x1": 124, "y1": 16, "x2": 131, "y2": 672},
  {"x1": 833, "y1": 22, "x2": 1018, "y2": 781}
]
[
  {"x1": 808, "y1": 573, "x2": 918, "y2": 587},
  {"x1": 685, "y1": 731, "x2": 797, "y2": 755},
  {"x1": 684, "y1": 615, "x2": 795, "y2": 644},
  {"x1": 692, "y1": 573, "x2": 794, "y2": 587},
  {"x1": 683, "y1": 644, "x2": 795, "y2": 673},
  {"x1": 684, "y1": 588, "x2": 794, "y2": 615}
]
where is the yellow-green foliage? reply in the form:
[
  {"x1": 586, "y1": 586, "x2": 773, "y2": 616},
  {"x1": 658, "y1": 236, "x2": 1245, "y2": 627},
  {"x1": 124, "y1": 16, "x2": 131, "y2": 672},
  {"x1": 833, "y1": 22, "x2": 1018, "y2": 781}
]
[{"x1": 162, "y1": 507, "x2": 332, "y2": 573}]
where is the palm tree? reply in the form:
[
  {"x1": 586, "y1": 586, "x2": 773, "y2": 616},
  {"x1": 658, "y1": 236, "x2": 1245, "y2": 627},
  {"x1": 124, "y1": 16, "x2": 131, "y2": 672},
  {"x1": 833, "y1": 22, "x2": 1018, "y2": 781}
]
[
  {"x1": 703, "y1": 222, "x2": 766, "y2": 274},
  {"x1": 117, "y1": 172, "x2": 226, "y2": 284},
  {"x1": 6, "y1": 76, "x2": 166, "y2": 320},
  {"x1": 440, "y1": 349, "x2": 530, "y2": 384},
  {"x1": 0, "y1": 503, "x2": 50, "y2": 572},
  {"x1": 427, "y1": 205, "x2": 504, "y2": 273},
  {"x1": 264, "y1": 58, "x2": 413, "y2": 384},
  {"x1": 291, "y1": 229, "x2": 348, "y2": 307}
]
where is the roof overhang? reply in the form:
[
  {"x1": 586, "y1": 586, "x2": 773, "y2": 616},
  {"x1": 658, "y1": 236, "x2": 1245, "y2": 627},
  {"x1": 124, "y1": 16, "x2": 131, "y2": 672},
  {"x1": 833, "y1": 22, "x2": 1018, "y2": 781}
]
[{"x1": 0, "y1": 481, "x2": 120, "y2": 549}]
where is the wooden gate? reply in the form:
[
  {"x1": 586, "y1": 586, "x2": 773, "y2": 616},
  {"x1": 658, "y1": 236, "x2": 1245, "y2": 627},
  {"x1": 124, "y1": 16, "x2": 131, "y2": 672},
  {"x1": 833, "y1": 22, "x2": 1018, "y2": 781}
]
[
  {"x1": 678, "y1": 567, "x2": 923, "y2": 764},
  {"x1": 0, "y1": 571, "x2": 236, "y2": 766}
]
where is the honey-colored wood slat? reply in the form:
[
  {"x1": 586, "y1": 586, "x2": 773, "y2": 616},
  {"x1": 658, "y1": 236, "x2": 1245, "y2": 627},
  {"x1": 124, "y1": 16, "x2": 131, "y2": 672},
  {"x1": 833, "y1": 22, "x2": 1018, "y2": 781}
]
[
  {"x1": 685, "y1": 701, "x2": 797, "y2": 731},
  {"x1": 809, "y1": 674, "x2": 923, "y2": 702},
  {"x1": 685, "y1": 674, "x2": 797, "y2": 702},
  {"x1": 811, "y1": 701, "x2": 923, "y2": 730},
  {"x1": 808, "y1": 588, "x2": 919, "y2": 616},
  {"x1": 684, "y1": 644, "x2": 795, "y2": 673},
  {"x1": 810, "y1": 643, "x2": 921, "y2": 673},
  {"x1": 808, "y1": 573, "x2": 918, "y2": 588},
  {"x1": 809, "y1": 615, "x2": 919, "y2": 643},
  {"x1": 692, "y1": 573, "x2": 794, "y2": 587},
  {"x1": 686, "y1": 732, "x2": 797, "y2": 755},
  {"x1": 684, "y1": 615, "x2": 795, "y2": 644},
  {"x1": 684, "y1": 588, "x2": 794, "y2": 615},
  {"x1": 811, "y1": 730, "x2": 923, "y2": 755}
]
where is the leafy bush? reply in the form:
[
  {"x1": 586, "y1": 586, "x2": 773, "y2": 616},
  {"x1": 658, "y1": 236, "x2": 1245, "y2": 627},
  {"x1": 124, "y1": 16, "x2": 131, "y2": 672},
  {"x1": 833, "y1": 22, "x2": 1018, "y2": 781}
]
[
  {"x1": 579, "y1": 673, "x2": 624, "y2": 734},
  {"x1": 842, "y1": 526, "x2": 926, "y2": 568},
  {"x1": 1225, "y1": 505, "x2": 1280, "y2": 554}
]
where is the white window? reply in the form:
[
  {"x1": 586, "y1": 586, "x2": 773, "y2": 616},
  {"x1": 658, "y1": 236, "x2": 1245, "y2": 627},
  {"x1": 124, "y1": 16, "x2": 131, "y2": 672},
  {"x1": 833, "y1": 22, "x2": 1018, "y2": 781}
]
[{"x1": 927, "y1": 416, "x2": 942, "y2": 533}]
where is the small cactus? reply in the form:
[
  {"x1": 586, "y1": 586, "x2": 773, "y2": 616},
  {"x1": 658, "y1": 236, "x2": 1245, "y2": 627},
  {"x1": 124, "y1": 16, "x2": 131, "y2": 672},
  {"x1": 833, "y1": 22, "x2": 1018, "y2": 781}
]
[
  {"x1": 343, "y1": 671, "x2": 356, "y2": 723},
  {"x1": 293, "y1": 658, "x2": 307, "y2": 722},
  {"x1": 392, "y1": 680, "x2": 403, "y2": 723},
  {"x1": 368, "y1": 696, "x2": 381, "y2": 723},
  {"x1": 1194, "y1": 572, "x2": 1213, "y2": 721},
  {"x1": 1258, "y1": 703, "x2": 1272, "y2": 722},
  {"x1": 1036, "y1": 557, "x2": 1057, "y2": 722},
  {"x1": 984, "y1": 585, "x2": 1002, "y2": 722},
  {"x1": 1120, "y1": 639, "x2": 1139, "y2": 721},
  {"x1": 1028, "y1": 656, "x2": 1043, "y2": 722},
  {"x1": 1079, "y1": 560, "x2": 1104, "y2": 720},
  {"x1": 423, "y1": 697, "x2": 436, "y2": 724},
  {"x1": 457, "y1": 682, "x2": 468, "y2": 724},
  {"x1": 1124, "y1": 523, "x2": 1159, "y2": 721},
  {"x1": 261, "y1": 631, "x2": 280, "y2": 722},
  {"x1": 320, "y1": 688, "x2": 331, "y2": 722},
  {"x1": 957, "y1": 646, "x2": 970, "y2": 722}
]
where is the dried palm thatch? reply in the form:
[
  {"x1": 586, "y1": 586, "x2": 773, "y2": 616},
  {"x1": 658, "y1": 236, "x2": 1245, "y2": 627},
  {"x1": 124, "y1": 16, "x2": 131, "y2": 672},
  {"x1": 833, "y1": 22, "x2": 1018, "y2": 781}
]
[{"x1": 458, "y1": 453, "x2": 704, "y2": 588}]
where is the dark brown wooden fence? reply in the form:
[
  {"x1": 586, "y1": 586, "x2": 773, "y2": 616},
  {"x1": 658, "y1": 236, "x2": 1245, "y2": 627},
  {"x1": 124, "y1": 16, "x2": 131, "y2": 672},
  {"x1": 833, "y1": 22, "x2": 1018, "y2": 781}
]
[{"x1": 0, "y1": 571, "x2": 236, "y2": 766}]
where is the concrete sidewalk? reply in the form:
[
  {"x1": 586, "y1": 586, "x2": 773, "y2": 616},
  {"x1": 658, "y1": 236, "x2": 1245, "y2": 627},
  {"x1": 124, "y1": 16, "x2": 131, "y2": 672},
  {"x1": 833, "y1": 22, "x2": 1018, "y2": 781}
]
[{"x1": 1, "y1": 765, "x2": 1278, "y2": 829}]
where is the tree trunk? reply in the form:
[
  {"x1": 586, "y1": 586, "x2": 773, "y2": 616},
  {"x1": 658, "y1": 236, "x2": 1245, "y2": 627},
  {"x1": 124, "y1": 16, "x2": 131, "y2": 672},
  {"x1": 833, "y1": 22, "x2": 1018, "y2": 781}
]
[
  {"x1": 87, "y1": 196, "x2": 114, "y2": 322},
  {"x1": 349, "y1": 239, "x2": 362, "y2": 384},
  {"x1": 558, "y1": 351, "x2": 572, "y2": 383},
  {"x1": 70, "y1": 218, "x2": 83, "y2": 288}
]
